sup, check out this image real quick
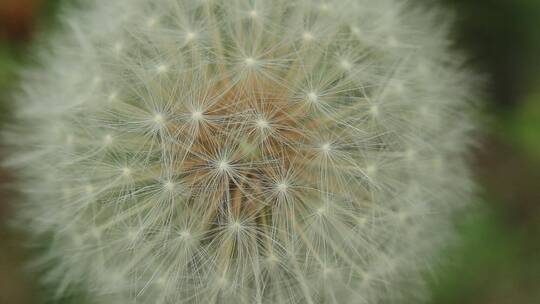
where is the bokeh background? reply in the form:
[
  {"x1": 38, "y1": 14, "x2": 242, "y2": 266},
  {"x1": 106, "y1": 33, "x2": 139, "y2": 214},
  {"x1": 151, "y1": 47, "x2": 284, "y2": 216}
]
[{"x1": 0, "y1": 0, "x2": 539, "y2": 303}]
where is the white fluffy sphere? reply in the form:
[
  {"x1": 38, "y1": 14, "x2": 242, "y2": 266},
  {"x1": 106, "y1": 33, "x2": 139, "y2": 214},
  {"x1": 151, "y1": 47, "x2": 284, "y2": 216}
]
[{"x1": 4, "y1": 0, "x2": 476, "y2": 303}]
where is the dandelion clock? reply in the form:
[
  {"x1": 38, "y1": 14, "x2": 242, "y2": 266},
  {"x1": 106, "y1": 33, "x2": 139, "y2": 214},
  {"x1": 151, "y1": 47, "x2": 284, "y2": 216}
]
[{"x1": 4, "y1": 0, "x2": 477, "y2": 303}]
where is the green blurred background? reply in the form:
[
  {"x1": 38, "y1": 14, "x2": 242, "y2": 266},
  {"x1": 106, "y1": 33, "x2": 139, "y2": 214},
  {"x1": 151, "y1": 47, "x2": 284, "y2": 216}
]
[{"x1": 0, "y1": 0, "x2": 539, "y2": 303}]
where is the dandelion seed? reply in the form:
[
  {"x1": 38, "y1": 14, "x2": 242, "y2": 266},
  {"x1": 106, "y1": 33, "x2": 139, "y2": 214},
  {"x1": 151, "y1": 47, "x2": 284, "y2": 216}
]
[
  {"x1": 406, "y1": 148, "x2": 416, "y2": 161},
  {"x1": 85, "y1": 184, "x2": 94, "y2": 194},
  {"x1": 276, "y1": 181, "x2": 289, "y2": 193},
  {"x1": 154, "y1": 113, "x2": 165, "y2": 124},
  {"x1": 366, "y1": 164, "x2": 377, "y2": 176},
  {"x1": 103, "y1": 134, "x2": 113, "y2": 145},
  {"x1": 191, "y1": 110, "x2": 203, "y2": 121},
  {"x1": 113, "y1": 42, "x2": 123, "y2": 54},
  {"x1": 351, "y1": 26, "x2": 361, "y2": 36},
  {"x1": 127, "y1": 229, "x2": 138, "y2": 241},
  {"x1": 107, "y1": 92, "x2": 118, "y2": 102},
  {"x1": 316, "y1": 206, "x2": 327, "y2": 216},
  {"x1": 319, "y1": 3, "x2": 330, "y2": 12},
  {"x1": 65, "y1": 134, "x2": 74, "y2": 145},
  {"x1": 370, "y1": 105, "x2": 379, "y2": 116},
  {"x1": 320, "y1": 142, "x2": 331, "y2": 153},
  {"x1": 340, "y1": 59, "x2": 352, "y2": 70},
  {"x1": 90, "y1": 228, "x2": 101, "y2": 239},
  {"x1": 146, "y1": 17, "x2": 157, "y2": 28},
  {"x1": 387, "y1": 36, "x2": 399, "y2": 47},
  {"x1": 397, "y1": 211, "x2": 409, "y2": 222},
  {"x1": 121, "y1": 167, "x2": 132, "y2": 177},
  {"x1": 392, "y1": 81, "x2": 404, "y2": 93},
  {"x1": 179, "y1": 230, "x2": 191, "y2": 240},
  {"x1": 217, "y1": 159, "x2": 230, "y2": 172},
  {"x1": 302, "y1": 32, "x2": 314, "y2": 41},
  {"x1": 323, "y1": 266, "x2": 333, "y2": 276},
  {"x1": 164, "y1": 180, "x2": 175, "y2": 191},
  {"x1": 185, "y1": 31, "x2": 197, "y2": 42},
  {"x1": 255, "y1": 118, "x2": 269, "y2": 129},
  {"x1": 155, "y1": 276, "x2": 167, "y2": 286},
  {"x1": 217, "y1": 277, "x2": 228, "y2": 288},
  {"x1": 156, "y1": 64, "x2": 168, "y2": 74},
  {"x1": 266, "y1": 254, "x2": 278, "y2": 264},
  {"x1": 307, "y1": 91, "x2": 319, "y2": 103},
  {"x1": 229, "y1": 221, "x2": 243, "y2": 232},
  {"x1": 245, "y1": 57, "x2": 257, "y2": 67},
  {"x1": 92, "y1": 76, "x2": 102, "y2": 86}
]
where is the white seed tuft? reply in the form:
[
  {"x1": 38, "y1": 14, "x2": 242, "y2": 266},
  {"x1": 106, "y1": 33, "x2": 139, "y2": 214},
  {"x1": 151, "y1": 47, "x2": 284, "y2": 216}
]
[
  {"x1": 153, "y1": 113, "x2": 165, "y2": 124},
  {"x1": 156, "y1": 64, "x2": 168, "y2": 74},
  {"x1": 249, "y1": 10, "x2": 258, "y2": 19},
  {"x1": 103, "y1": 134, "x2": 113, "y2": 145},
  {"x1": 191, "y1": 110, "x2": 203, "y2": 121},
  {"x1": 185, "y1": 31, "x2": 197, "y2": 42},
  {"x1": 307, "y1": 91, "x2": 319, "y2": 103},
  {"x1": 302, "y1": 32, "x2": 314, "y2": 41},
  {"x1": 121, "y1": 167, "x2": 132, "y2": 177},
  {"x1": 245, "y1": 57, "x2": 257, "y2": 67}
]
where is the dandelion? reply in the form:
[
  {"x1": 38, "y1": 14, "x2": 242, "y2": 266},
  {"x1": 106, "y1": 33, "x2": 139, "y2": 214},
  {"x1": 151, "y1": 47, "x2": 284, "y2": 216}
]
[{"x1": 4, "y1": 0, "x2": 477, "y2": 303}]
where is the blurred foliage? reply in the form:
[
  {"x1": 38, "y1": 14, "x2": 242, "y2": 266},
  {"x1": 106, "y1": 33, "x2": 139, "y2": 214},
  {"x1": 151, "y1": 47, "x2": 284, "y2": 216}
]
[
  {"x1": 1, "y1": 0, "x2": 539, "y2": 304},
  {"x1": 504, "y1": 88, "x2": 540, "y2": 161},
  {"x1": 427, "y1": 1, "x2": 540, "y2": 303},
  {"x1": 0, "y1": 45, "x2": 18, "y2": 122},
  {"x1": 430, "y1": 203, "x2": 540, "y2": 304},
  {"x1": 0, "y1": 0, "x2": 63, "y2": 124},
  {"x1": 442, "y1": 0, "x2": 540, "y2": 108}
]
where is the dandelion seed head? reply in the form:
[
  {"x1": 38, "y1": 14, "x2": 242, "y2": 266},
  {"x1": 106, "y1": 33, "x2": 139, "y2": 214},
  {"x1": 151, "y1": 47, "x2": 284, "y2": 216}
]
[{"x1": 5, "y1": 0, "x2": 477, "y2": 303}]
